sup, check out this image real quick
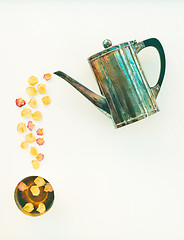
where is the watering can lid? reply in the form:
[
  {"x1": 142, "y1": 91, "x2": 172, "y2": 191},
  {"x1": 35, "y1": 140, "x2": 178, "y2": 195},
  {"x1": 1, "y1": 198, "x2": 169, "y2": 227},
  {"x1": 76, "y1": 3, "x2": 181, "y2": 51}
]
[{"x1": 88, "y1": 39, "x2": 136, "y2": 62}]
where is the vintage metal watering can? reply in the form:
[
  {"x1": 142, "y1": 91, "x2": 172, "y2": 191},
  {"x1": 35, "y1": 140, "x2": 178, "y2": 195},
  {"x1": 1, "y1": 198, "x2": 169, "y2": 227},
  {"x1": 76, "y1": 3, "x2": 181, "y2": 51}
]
[{"x1": 54, "y1": 38, "x2": 166, "y2": 128}]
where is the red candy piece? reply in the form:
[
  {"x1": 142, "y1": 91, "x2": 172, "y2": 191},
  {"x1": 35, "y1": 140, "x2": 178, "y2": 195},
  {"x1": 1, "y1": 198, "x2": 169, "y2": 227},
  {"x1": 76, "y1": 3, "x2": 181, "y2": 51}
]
[
  {"x1": 16, "y1": 98, "x2": 26, "y2": 107},
  {"x1": 27, "y1": 121, "x2": 35, "y2": 131},
  {"x1": 36, "y1": 128, "x2": 43, "y2": 136},
  {"x1": 36, "y1": 138, "x2": 44, "y2": 145}
]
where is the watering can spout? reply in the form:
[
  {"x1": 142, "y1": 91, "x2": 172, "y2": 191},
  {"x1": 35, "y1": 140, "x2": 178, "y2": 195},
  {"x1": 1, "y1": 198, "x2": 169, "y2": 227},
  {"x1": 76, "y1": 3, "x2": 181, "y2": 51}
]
[{"x1": 54, "y1": 71, "x2": 111, "y2": 117}]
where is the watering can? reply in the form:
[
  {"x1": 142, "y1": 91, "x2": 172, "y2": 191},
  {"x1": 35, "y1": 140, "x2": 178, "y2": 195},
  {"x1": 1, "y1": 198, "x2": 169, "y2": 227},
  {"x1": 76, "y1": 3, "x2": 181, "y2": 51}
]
[{"x1": 54, "y1": 38, "x2": 166, "y2": 128}]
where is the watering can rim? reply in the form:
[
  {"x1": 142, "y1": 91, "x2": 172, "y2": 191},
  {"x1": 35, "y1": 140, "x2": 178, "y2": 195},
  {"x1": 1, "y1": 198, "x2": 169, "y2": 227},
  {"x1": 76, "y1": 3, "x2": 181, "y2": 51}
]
[{"x1": 88, "y1": 39, "x2": 137, "y2": 62}]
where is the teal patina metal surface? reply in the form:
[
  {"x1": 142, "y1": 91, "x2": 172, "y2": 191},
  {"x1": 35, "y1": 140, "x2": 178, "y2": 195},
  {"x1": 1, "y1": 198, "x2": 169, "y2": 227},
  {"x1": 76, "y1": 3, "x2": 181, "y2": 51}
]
[{"x1": 54, "y1": 38, "x2": 166, "y2": 128}]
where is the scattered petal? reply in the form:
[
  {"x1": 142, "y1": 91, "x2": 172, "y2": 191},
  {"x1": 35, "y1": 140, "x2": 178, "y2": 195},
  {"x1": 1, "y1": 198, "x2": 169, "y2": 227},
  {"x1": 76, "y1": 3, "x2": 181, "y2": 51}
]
[
  {"x1": 25, "y1": 133, "x2": 36, "y2": 143},
  {"x1": 42, "y1": 96, "x2": 51, "y2": 105},
  {"x1": 17, "y1": 182, "x2": 28, "y2": 191},
  {"x1": 36, "y1": 128, "x2": 43, "y2": 136},
  {"x1": 28, "y1": 76, "x2": 38, "y2": 86},
  {"x1": 37, "y1": 83, "x2": 46, "y2": 94},
  {"x1": 36, "y1": 153, "x2": 44, "y2": 161},
  {"x1": 34, "y1": 176, "x2": 46, "y2": 187},
  {"x1": 23, "y1": 203, "x2": 34, "y2": 213},
  {"x1": 32, "y1": 160, "x2": 40, "y2": 169},
  {"x1": 32, "y1": 111, "x2": 42, "y2": 121},
  {"x1": 30, "y1": 185, "x2": 40, "y2": 196},
  {"x1": 28, "y1": 97, "x2": 37, "y2": 108},
  {"x1": 21, "y1": 108, "x2": 32, "y2": 118},
  {"x1": 36, "y1": 138, "x2": 44, "y2": 145},
  {"x1": 16, "y1": 98, "x2": 26, "y2": 107},
  {"x1": 20, "y1": 141, "x2": 28, "y2": 149},
  {"x1": 27, "y1": 121, "x2": 35, "y2": 131},
  {"x1": 36, "y1": 203, "x2": 46, "y2": 214},
  {"x1": 30, "y1": 146, "x2": 38, "y2": 156},
  {"x1": 43, "y1": 73, "x2": 52, "y2": 81},
  {"x1": 26, "y1": 86, "x2": 37, "y2": 96},
  {"x1": 44, "y1": 183, "x2": 53, "y2": 192},
  {"x1": 17, "y1": 123, "x2": 26, "y2": 133}
]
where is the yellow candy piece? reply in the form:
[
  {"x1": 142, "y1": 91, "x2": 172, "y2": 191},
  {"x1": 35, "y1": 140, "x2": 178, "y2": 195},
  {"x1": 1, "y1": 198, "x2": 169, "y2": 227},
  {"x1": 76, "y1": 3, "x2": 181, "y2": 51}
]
[
  {"x1": 17, "y1": 123, "x2": 26, "y2": 133},
  {"x1": 21, "y1": 108, "x2": 32, "y2": 118},
  {"x1": 28, "y1": 76, "x2": 38, "y2": 86},
  {"x1": 20, "y1": 141, "x2": 28, "y2": 149},
  {"x1": 30, "y1": 185, "x2": 40, "y2": 196},
  {"x1": 28, "y1": 97, "x2": 37, "y2": 108},
  {"x1": 32, "y1": 160, "x2": 40, "y2": 169},
  {"x1": 25, "y1": 133, "x2": 36, "y2": 143},
  {"x1": 26, "y1": 86, "x2": 37, "y2": 96},
  {"x1": 30, "y1": 146, "x2": 38, "y2": 156},
  {"x1": 37, "y1": 83, "x2": 46, "y2": 94},
  {"x1": 42, "y1": 96, "x2": 51, "y2": 105},
  {"x1": 32, "y1": 111, "x2": 42, "y2": 121},
  {"x1": 34, "y1": 176, "x2": 46, "y2": 187},
  {"x1": 36, "y1": 203, "x2": 46, "y2": 214},
  {"x1": 23, "y1": 203, "x2": 34, "y2": 213}
]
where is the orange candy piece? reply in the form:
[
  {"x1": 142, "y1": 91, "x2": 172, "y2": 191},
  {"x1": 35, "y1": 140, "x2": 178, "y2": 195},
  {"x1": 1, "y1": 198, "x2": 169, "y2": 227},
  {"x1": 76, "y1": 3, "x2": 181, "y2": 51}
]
[
  {"x1": 43, "y1": 73, "x2": 52, "y2": 81},
  {"x1": 42, "y1": 96, "x2": 51, "y2": 105},
  {"x1": 32, "y1": 111, "x2": 42, "y2": 121},
  {"x1": 36, "y1": 128, "x2": 43, "y2": 136},
  {"x1": 36, "y1": 153, "x2": 44, "y2": 161}
]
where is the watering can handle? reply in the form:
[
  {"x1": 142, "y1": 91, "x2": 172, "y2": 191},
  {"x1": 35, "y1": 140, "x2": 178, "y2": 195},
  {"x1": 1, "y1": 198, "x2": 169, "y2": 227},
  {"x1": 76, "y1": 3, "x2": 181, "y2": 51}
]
[{"x1": 135, "y1": 38, "x2": 166, "y2": 98}]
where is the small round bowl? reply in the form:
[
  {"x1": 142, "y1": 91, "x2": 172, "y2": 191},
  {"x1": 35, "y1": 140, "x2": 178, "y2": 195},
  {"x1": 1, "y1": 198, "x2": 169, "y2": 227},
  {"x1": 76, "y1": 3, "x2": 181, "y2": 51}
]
[{"x1": 14, "y1": 176, "x2": 54, "y2": 217}]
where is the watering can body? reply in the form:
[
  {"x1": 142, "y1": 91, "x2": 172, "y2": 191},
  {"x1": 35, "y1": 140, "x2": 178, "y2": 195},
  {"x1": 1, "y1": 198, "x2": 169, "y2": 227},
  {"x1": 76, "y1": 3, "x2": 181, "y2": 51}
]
[{"x1": 54, "y1": 38, "x2": 166, "y2": 128}]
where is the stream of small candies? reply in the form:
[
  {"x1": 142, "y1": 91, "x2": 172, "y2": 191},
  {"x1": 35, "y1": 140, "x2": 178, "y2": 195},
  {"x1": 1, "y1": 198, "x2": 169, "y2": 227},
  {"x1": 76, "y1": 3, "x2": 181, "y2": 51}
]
[{"x1": 16, "y1": 73, "x2": 51, "y2": 169}]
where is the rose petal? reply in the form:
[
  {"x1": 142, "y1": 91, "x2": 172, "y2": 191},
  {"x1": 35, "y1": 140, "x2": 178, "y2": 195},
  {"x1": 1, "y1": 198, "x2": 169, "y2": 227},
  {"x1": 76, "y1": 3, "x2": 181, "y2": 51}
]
[
  {"x1": 36, "y1": 138, "x2": 44, "y2": 145},
  {"x1": 43, "y1": 73, "x2": 52, "y2": 81},
  {"x1": 16, "y1": 98, "x2": 26, "y2": 107},
  {"x1": 17, "y1": 182, "x2": 28, "y2": 191},
  {"x1": 44, "y1": 183, "x2": 53, "y2": 192}
]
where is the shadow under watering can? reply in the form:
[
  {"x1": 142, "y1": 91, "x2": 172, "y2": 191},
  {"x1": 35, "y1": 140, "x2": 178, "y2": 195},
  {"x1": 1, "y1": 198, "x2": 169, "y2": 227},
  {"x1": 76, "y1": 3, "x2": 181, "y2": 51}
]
[{"x1": 54, "y1": 38, "x2": 166, "y2": 129}]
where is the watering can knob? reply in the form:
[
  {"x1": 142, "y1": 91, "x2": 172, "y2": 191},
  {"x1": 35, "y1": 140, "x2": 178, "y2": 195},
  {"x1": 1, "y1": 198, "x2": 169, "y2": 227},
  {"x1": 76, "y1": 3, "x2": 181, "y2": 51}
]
[{"x1": 103, "y1": 39, "x2": 112, "y2": 48}]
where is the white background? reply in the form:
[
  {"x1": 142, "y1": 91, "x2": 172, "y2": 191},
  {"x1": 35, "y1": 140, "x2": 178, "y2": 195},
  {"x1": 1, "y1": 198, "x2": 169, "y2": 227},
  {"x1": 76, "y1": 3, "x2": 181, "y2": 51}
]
[{"x1": 0, "y1": 0, "x2": 184, "y2": 239}]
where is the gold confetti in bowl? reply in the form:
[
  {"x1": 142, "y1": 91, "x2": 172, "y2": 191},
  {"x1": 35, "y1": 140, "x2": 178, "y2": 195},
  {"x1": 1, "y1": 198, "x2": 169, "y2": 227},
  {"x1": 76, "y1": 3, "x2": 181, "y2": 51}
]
[{"x1": 14, "y1": 176, "x2": 54, "y2": 217}]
